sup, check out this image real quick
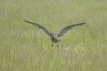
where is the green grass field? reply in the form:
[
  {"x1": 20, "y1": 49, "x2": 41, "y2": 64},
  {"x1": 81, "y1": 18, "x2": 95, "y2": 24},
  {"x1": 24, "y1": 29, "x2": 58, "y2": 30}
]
[{"x1": 0, "y1": 0, "x2": 107, "y2": 71}]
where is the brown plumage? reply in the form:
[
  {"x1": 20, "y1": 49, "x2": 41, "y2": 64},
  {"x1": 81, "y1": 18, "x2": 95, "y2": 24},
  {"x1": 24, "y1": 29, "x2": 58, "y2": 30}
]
[{"x1": 24, "y1": 20, "x2": 85, "y2": 47}]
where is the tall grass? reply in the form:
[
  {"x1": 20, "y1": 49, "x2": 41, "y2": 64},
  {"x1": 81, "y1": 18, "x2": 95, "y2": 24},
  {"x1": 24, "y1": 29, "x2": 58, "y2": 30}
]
[{"x1": 0, "y1": 0, "x2": 107, "y2": 71}]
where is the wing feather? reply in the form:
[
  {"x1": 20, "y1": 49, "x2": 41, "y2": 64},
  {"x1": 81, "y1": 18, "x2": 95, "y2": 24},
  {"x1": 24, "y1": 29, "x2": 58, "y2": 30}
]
[
  {"x1": 24, "y1": 20, "x2": 51, "y2": 36},
  {"x1": 57, "y1": 22, "x2": 86, "y2": 37}
]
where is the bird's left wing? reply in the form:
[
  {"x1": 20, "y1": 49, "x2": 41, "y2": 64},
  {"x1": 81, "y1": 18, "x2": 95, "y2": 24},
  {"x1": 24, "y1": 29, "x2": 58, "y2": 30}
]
[
  {"x1": 24, "y1": 20, "x2": 51, "y2": 36},
  {"x1": 57, "y1": 22, "x2": 86, "y2": 37}
]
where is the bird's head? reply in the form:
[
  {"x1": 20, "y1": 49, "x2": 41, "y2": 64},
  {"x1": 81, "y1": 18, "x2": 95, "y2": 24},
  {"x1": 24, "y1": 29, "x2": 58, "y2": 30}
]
[{"x1": 51, "y1": 33, "x2": 58, "y2": 39}]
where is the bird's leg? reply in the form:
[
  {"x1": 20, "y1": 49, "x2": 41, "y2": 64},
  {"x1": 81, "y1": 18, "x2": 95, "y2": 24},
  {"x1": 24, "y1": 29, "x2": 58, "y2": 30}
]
[
  {"x1": 52, "y1": 44, "x2": 53, "y2": 47},
  {"x1": 57, "y1": 44, "x2": 58, "y2": 47}
]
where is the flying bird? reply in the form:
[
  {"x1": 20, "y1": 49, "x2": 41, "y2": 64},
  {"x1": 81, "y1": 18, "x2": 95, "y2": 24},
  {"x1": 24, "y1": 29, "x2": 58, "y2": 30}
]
[{"x1": 24, "y1": 20, "x2": 85, "y2": 47}]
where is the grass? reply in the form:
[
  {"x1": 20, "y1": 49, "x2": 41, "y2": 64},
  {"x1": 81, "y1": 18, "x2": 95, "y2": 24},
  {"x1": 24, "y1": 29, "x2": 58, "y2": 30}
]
[{"x1": 0, "y1": 0, "x2": 107, "y2": 71}]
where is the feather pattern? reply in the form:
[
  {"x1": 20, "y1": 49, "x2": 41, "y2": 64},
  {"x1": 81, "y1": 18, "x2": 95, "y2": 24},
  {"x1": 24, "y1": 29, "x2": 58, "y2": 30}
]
[
  {"x1": 24, "y1": 20, "x2": 85, "y2": 47},
  {"x1": 57, "y1": 23, "x2": 85, "y2": 37},
  {"x1": 24, "y1": 20, "x2": 51, "y2": 36}
]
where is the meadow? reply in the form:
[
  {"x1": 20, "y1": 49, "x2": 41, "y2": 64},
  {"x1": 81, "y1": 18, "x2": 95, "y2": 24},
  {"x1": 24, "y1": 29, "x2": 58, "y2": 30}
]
[{"x1": 0, "y1": 0, "x2": 107, "y2": 71}]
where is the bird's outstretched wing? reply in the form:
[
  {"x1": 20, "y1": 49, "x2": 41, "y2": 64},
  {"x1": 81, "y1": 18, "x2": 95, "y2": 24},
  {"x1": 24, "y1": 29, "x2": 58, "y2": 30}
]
[
  {"x1": 24, "y1": 20, "x2": 51, "y2": 36},
  {"x1": 57, "y1": 22, "x2": 86, "y2": 37}
]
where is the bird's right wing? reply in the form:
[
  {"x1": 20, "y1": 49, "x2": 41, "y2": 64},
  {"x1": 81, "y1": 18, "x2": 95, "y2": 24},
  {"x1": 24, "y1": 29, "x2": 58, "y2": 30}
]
[
  {"x1": 57, "y1": 22, "x2": 86, "y2": 37},
  {"x1": 24, "y1": 20, "x2": 51, "y2": 36}
]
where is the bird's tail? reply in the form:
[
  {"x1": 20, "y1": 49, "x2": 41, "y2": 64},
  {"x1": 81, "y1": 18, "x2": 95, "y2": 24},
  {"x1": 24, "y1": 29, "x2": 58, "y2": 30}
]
[{"x1": 57, "y1": 39, "x2": 62, "y2": 43}]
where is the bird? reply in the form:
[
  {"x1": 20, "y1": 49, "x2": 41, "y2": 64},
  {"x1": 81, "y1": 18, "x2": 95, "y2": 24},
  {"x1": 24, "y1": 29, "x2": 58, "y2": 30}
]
[{"x1": 24, "y1": 20, "x2": 85, "y2": 47}]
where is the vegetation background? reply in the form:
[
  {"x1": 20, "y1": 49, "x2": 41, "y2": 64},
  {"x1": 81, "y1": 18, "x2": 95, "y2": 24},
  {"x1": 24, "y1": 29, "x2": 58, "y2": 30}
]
[{"x1": 0, "y1": 0, "x2": 107, "y2": 71}]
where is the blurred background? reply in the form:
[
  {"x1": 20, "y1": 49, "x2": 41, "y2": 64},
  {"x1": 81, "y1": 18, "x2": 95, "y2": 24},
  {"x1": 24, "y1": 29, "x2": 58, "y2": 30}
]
[{"x1": 0, "y1": 0, "x2": 107, "y2": 71}]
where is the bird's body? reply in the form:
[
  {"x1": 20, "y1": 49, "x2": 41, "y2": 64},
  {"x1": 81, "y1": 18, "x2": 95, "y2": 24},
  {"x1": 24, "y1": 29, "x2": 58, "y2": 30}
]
[
  {"x1": 50, "y1": 33, "x2": 61, "y2": 43},
  {"x1": 24, "y1": 20, "x2": 85, "y2": 47}
]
